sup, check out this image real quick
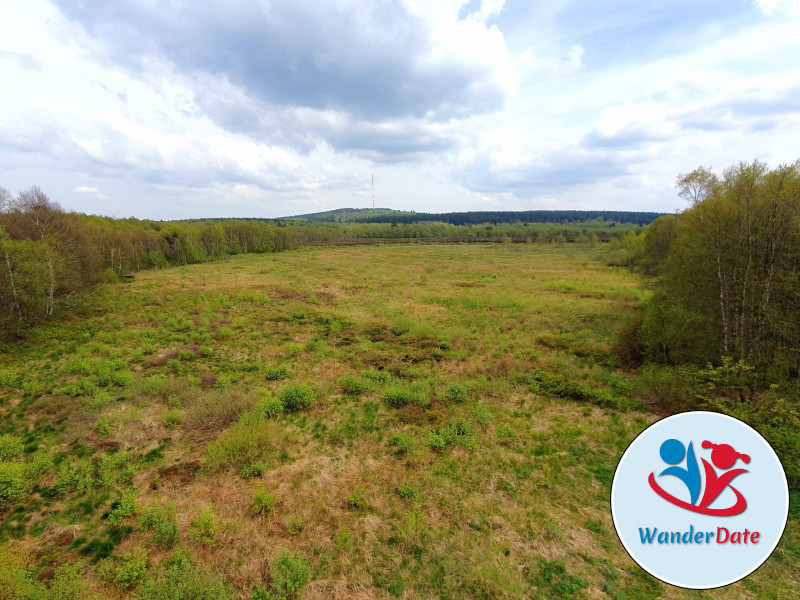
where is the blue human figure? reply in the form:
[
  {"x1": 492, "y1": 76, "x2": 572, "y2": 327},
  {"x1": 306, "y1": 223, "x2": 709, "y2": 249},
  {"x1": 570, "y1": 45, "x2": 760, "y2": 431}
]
[{"x1": 658, "y1": 439, "x2": 701, "y2": 505}]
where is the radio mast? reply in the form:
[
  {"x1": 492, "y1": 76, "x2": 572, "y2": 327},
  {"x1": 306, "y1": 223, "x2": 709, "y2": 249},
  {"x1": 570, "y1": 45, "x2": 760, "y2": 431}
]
[{"x1": 371, "y1": 172, "x2": 375, "y2": 209}]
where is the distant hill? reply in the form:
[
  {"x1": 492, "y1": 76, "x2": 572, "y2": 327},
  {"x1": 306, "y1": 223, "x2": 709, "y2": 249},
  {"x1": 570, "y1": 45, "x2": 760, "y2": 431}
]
[{"x1": 283, "y1": 208, "x2": 667, "y2": 226}]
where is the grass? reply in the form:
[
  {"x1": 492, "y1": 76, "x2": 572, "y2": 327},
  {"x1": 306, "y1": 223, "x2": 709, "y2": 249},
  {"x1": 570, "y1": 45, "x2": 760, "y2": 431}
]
[{"x1": 0, "y1": 243, "x2": 796, "y2": 598}]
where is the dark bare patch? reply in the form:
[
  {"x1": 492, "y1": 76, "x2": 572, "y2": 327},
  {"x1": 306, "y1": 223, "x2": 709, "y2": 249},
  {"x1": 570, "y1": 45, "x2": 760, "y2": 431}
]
[{"x1": 155, "y1": 460, "x2": 200, "y2": 487}]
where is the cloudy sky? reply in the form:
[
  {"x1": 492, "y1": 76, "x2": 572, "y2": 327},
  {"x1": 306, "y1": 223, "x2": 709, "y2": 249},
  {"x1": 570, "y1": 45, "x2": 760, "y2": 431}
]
[{"x1": 1, "y1": 0, "x2": 799, "y2": 219}]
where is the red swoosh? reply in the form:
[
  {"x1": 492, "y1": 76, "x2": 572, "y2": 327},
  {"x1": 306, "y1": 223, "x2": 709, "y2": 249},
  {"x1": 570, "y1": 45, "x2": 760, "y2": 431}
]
[{"x1": 648, "y1": 472, "x2": 747, "y2": 516}]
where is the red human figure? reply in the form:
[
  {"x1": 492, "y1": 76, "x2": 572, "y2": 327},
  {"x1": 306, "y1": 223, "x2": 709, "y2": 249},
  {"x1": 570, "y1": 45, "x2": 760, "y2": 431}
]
[{"x1": 698, "y1": 441, "x2": 750, "y2": 509}]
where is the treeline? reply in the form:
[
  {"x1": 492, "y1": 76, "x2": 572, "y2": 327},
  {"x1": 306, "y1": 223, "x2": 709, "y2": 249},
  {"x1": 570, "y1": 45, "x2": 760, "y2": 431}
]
[
  {"x1": 611, "y1": 160, "x2": 800, "y2": 488},
  {"x1": 0, "y1": 187, "x2": 292, "y2": 336},
  {"x1": 286, "y1": 208, "x2": 666, "y2": 226},
  {"x1": 282, "y1": 219, "x2": 640, "y2": 244}
]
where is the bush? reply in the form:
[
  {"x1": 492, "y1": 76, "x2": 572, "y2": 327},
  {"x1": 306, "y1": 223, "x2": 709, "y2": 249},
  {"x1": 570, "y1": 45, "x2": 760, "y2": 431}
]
[
  {"x1": 162, "y1": 410, "x2": 182, "y2": 428},
  {"x1": 251, "y1": 551, "x2": 311, "y2": 600},
  {"x1": 382, "y1": 387, "x2": 415, "y2": 408},
  {"x1": 339, "y1": 375, "x2": 370, "y2": 396},
  {"x1": 265, "y1": 366, "x2": 289, "y2": 381},
  {"x1": 99, "y1": 553, "x2": 148, "y2": 589},
  {"x1": 140, "y1": 507, "x2": 180, "y2": 548},
  {"x1": 445, "y1": 383, "x2": 467, "y2": 403},
  {"x1": 346, "y1": 486, "x2": 368, "y2": 511},
  {"x1": 241, "y1": 391, "x2": 283, "y2": 423},
  {"x1": 93, "y1": 416, "x2": 113, "y2": 439},
  {"x1": 278, "y1": 384, "x2": 315, "y2": 412},
  {"x1": 190, "y1": 507, "x2": 220, "y2": 547},
  {"x1": 427, "y1": 418, "x2": 477, "y2": 451},
  {"x1": 0, "y1": 435, "x2": 24, "y2": 461},
  {"x1": 388, "y1": 433, "x2": 416, "y2": 456},
  {"x1": 185, "y1": 389, "x2": 254, "y2": 433},
  {"x1": 106, "y1": 489, "x2": 137, "y2": 526},
  {"x1": 0, "y1": 461, "x2": 28, "y2": 510},
  {"x1": 206, "y1": 422, "x2": 279, "y2": 470},
  {"x1": 253, "y1": 485, "x2": 276, "y2": 516},
  {"x1": 137, "y1": 549, "x2": 232, "y2": 600}
]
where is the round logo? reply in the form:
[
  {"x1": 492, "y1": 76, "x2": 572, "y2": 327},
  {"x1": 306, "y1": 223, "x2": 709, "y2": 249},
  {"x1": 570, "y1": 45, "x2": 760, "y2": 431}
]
[{"x1": 611, "y1": 411, "x2": 789, "y2": 589}]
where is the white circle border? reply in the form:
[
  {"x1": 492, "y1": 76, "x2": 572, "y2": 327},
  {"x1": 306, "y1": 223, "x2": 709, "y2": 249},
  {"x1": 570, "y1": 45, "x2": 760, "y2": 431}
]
[{"x1": 610, "y1": 410, "x2": 790, "y2": 590}]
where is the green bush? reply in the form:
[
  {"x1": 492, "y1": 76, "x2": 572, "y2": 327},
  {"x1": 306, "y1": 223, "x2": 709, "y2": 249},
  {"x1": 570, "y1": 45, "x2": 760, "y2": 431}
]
[
  {"x1": 265, "y1": 366, "x2": 289, "y2": 381},
  {"x1": 140, "y1": 507, "x2": 180, "y2": 548},
  {"x1": 239, "y1": 461, "x2": 273, "y2": 479},
  {"x1": 278, "y1": 384, "x2": 315, "y2": 412},
  {"x1": 137, "y1": 549, "x2": 232, "y2": 600},
  {"x1": 382, "y1": 387, "x2": 415, "y2": 408},
  {"x1": 253, "y1": 485, "x2": 276, "y2": 516},
  {"x1": 107, "y1": 489, "x2": 137, "y2": 526},
  {"x1": 0, "y1": 435, "x2": 24, "y2": 461},
  {"x1": 0, "y1": 461, "x2": 28, "y2": 510},
  {"x1": 346, "y1": 486, "x2": 368, "y2": 511},
  {"x1": 428, "y1": 418, "x2": 477, "y2": 451},
  {"x1": 94, "y1": 416, "x2": 113, "y2": 438},
  {"x1": 190, "y1": 507, "x2": 220, "y2": 547},
  {"x1": 445, "y1": 383, "x2": 467, "y2": 403},
  {"x1": 206, "y1": 422, "x2": 279, "y2": 470},
  {"x1": 339, "y1": 375, "x2": 370, "y2": 396},
  {"x1": 251, "y1": 551, "x2": 311, "y2": 600},
  {"x1": 388, "y1": 434, "x2": 416, "y2": 456},
  {"x1": 99, "y1": 553, "x2": 148, "y2": 589},
  {"x1": 162, "y1": 410, "x2": 182, "y2": 428}
]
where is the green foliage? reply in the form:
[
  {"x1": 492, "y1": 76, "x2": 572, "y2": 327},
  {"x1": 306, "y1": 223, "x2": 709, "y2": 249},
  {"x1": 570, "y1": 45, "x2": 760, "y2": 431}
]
[
  {"x1": 206, "y1": 422, "x2": 279, "y2": 470},
  {"x1": 162, "y1": 409, "x2": 182, "y2": 428},
  {"x1": 140, "y1": 506, "x2": 180, "y2": 548},
  {"x1": 137, "y1": 549, "x2": 233, "y2": 600},
  {"x1": 93, "y1": 416, "x2": 113, "y2": 438},
  {"x1": 251, "y1": 551, "x2": 311, "y2": 600},
  {"x1": 241, "y1": 390, "x2": 284, "y2": 423},
  {"x1": 445, "y1": 383, "x2": 467, "y2": 403},
  {"x1": 529, "y1": 558, "x2": 587, "y2": 598},
  {"x1": 238, "y1": 461, "x2": 273, "y2": 479},
  {"x1": 0, "y1": 435, "x2": 24, "y2": 461},
  {"x1": 428, "y1": 418, "x2": 477, "y2": 451},
  {"x1": 189, "y1": 507, "x2": 220, "y2": 547},
  {"x1": 265, "y1": 366, "x2": 289, "y2": 381},
  {"x1": 0, "y1": 462, "x2": 28, "y2": 510},
  {"x1": 278, "y1": 384, "x2": 314, "y2": 412},
  {"x1": 253, "y1": 485, "x2": 276, "y2": 516},
  {"x1": 338, "y1": 375, "x2": 370, "y2": 396},
  {"x1": 99, "y1": 552, "x2": 148, "y2": 589},
  {"x1": 388, "y1": 433, "x2": 416, "y2": 456},
  {"x1": 107, "y1": 489, "x2": 137, "y2": 526},
  {"x1": 346, "y1": 486, "x2": 368, "y2": 511},
  {"x1": 382, "y1": 386, "x2": 417, "y2": 408}
]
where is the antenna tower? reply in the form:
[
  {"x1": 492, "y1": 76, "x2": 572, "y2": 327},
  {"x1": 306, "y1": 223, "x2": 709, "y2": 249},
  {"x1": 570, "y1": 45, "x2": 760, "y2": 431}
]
[{"x1": 371, "y1": 172, "x2": 375, "y2": 209}]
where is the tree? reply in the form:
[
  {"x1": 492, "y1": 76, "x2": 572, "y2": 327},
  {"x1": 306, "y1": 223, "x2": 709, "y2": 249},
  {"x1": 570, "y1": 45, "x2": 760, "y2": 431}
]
[{"x1": 675, "y1": 166, "x2": 720, "y2": 206}]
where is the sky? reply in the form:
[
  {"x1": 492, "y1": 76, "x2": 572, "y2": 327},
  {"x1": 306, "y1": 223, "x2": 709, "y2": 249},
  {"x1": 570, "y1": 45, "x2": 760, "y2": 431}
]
[{"x1": 1, "y1": 0, "x2": 799, "y2": 219}]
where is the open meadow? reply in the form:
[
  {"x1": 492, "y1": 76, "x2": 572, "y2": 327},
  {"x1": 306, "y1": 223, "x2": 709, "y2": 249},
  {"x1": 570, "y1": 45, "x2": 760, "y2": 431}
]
[{"x1": 1, "y1": 243, "x2": 797, "y2": 599}]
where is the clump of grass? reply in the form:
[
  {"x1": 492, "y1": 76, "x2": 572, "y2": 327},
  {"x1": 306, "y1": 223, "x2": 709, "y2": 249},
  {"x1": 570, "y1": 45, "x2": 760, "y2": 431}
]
[
  {"x1": 278, "y1": 384, "x2": 315, "y2": 412},
  {"x1": 238, "y1": 461, "x2": 273, "y2": 479},
  {"x1": 382, "y1": 386, "x2": 415, "y2": 408},
  {"x1": 240, "y1": 390, "x2": 283, "y2": 424}
]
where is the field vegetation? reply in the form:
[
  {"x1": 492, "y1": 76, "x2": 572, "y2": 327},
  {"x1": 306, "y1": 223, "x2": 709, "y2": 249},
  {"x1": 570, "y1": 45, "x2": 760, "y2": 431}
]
[{"x1": 0, "y1": 238, "x2": 797, "y2": 599}]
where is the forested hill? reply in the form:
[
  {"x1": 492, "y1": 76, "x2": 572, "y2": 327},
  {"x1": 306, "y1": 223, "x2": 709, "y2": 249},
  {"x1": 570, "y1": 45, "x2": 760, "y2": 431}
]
[{"x1": 283, "y1": 208, "x2": 667, "y2": 226}]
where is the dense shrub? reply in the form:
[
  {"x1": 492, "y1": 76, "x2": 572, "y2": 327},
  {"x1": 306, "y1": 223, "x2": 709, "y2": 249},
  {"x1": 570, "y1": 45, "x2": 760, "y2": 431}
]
[
  {"x1": 278, "y1": 384, "x2": 315, "y2": 412},
  {"x1": 0, "y1": 462, "x2": 28, "y2": 510}
]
